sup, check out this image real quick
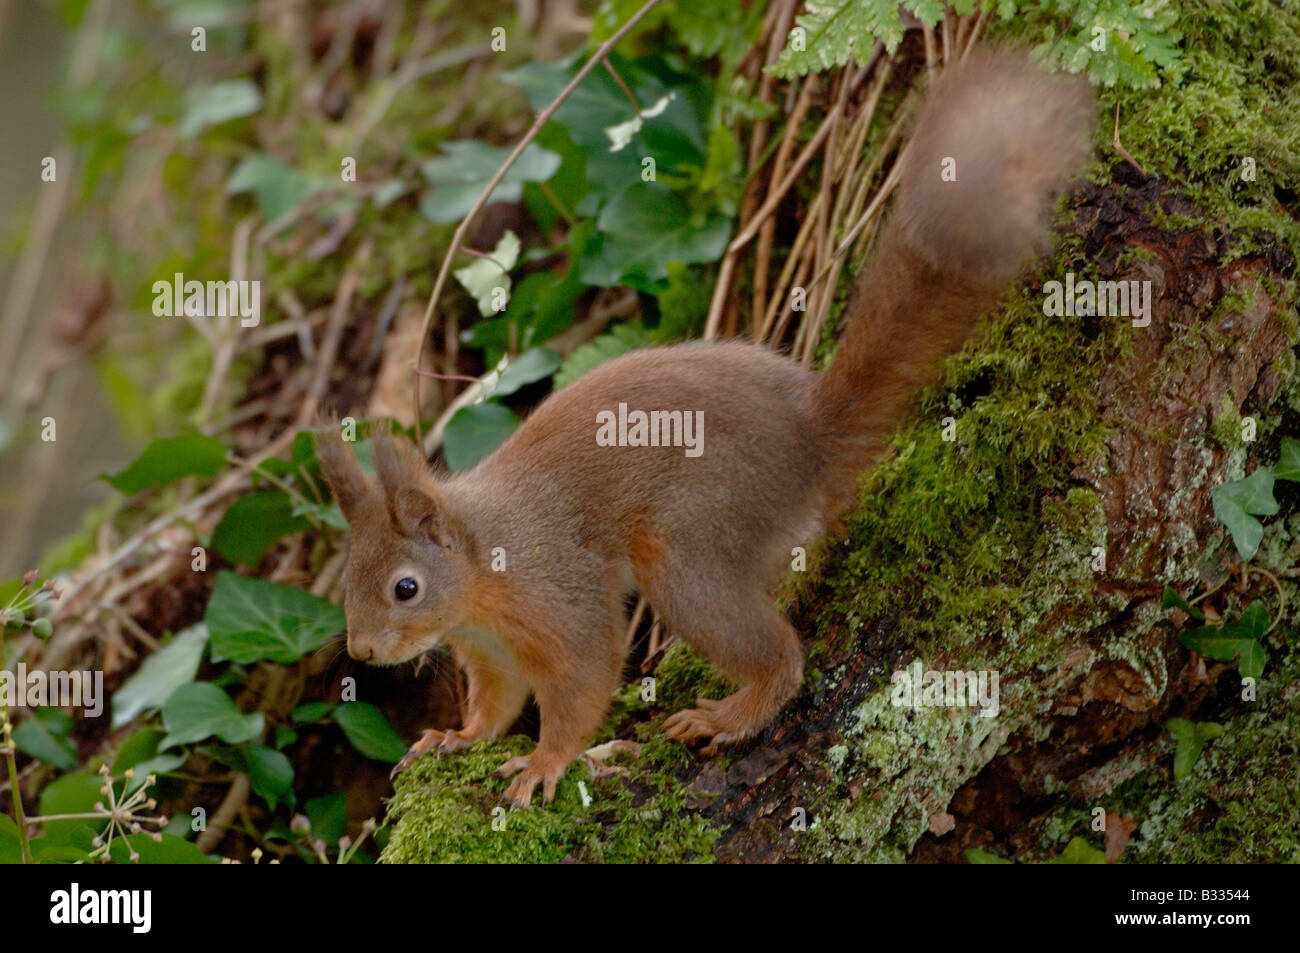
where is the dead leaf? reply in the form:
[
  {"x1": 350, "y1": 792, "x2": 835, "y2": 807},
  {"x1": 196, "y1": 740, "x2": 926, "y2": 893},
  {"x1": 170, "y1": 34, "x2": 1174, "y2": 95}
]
[{"x1": 1104, "y1": 812, "x2": 1137, "y2": 862}]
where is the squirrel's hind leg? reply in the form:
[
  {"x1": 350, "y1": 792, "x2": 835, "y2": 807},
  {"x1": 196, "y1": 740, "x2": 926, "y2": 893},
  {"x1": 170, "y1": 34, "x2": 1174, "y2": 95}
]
[{"x1": 647, "y1": 568, "x2": 804, "y2": 756}]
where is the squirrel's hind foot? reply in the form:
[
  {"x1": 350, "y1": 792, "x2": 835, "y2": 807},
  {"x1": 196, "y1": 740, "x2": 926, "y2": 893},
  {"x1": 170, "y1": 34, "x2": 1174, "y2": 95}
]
[{"x1": 662, "y1": 696, "x2": 750, "y2": 758}]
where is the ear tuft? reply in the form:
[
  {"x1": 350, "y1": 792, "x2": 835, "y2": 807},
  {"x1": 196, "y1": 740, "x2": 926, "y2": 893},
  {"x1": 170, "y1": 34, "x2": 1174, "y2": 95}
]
[
  {"x1": 372, "y1": 429, "x2": 431, "y2": 501},
  {"x1": 314, "y1": 418, "x2": 371, "y2": 522}
]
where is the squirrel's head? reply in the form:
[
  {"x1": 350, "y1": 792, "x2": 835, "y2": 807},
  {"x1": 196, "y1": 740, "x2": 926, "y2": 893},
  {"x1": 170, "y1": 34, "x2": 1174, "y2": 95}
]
[{"x1": 315, "y1": 425, "x2": 476, "y2": 666}]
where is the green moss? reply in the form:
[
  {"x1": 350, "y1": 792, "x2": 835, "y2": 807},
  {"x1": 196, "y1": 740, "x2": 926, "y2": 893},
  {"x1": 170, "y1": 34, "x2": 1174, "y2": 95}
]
[
  {"x1": 381, "y1": 735, "x2": 720, "y2": 864},
  {"x1": 651, "y1": 640, "x2": 734, "y2": 711}
]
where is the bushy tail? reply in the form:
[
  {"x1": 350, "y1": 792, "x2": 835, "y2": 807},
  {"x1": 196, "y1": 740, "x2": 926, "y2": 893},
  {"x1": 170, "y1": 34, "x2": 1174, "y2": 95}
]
[{"x1": 813, "y1": 47, "x2": 1095, "y2": 513}]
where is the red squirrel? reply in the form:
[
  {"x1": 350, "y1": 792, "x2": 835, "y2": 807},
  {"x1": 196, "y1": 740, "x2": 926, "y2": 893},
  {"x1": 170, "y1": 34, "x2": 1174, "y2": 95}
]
[{"x1": 316, "y1": 48, "x2": 1095, "y2": 807}]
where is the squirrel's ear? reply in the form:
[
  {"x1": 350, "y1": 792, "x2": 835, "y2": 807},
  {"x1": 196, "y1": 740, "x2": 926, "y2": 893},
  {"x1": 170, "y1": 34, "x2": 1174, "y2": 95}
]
[
  {"x1": 391, "y1": 484, "x2": 464, "y2": 551},
  {"x1": 372, "y1": 429, "x2": 429, "y2": 501},
  {"x1": 315, "y1": 426, "x2": 370, "y2": 522}
]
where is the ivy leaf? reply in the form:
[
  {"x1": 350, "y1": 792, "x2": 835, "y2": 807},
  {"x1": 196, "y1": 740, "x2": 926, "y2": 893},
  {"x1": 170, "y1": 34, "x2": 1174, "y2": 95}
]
[
  {"x1": 492, "y1": 348, "x2": 562, "y2": 399},
  {"x1": 101, "y1": 433, "x2": 228, "y2": 494},
  {"x1": 211, "y1": 490, "x2": 310, "y2": 566},
  {"x1": 291, "y1": 700, "x2": 337, "y2": 723},
  {"x1": 1160, "y1": 586, "x2": 1204, "y2": 624},
  {"x1": 204, "y1": 570, "x2": 345, "y2": 665},
  {"x1": 964, "y1": 848, "x2": 1012, "y2": 864},
  {"x1": 462, "y1": 221, "x2": 595, "y2": 363},
  {"x1": 13, "y1": 714, "x2": 79, "y2": 770},
  {"x1": 291, "y1": 500, "x2": 348, "y2": 530},
  {"x1": 454, "y1": 231, "x2": 521, "y2": 317},
  {"x1": 112, "y1": 726, "x2": 188, "y2": 793},
  {"x1": 306, "y1": 792, "x2": 348, "y2": 844},
  {"x1": 226, "y1": 154, "x2": 314, "y2": 221},
  {"x1": 419, "y1": 141, "x2": 560, "y2": 224},
  {"x1": 443, "y1": 402, "x2": 521, "y2": 472},
  {"x1": 605, "y1": 93, "x2": 676, "y2": 151},
  {"x1": 108, "y1": 833, "x2": 213, "y2": 864},
  {"x1": 1048, "y1": 836, "x2": 1108, "y2": 864},
  {"x1": 580, "y1": 182, "x2": 732, "y2": 287},
  {"x1": 1178, "y1": 599, "x2": 1269, "y2": 680},
  {"x1": 245, "y1": 744, "x2": 295, "y2": 810},
  {"x1": 1273, "y1": 436, "x2": 1300, "y2": 481},
  {"x1": 179, "y1": 78, "x2": 262, "y2": 139},
  {"x1": 111, "y1": 623, "x2": 209, "y2": 728},
  {"x1": 38, "y1": 773, "x2": 105, "y2": 850},
  {"x1": 505, "y1": 56, "x2": 708, "y2": 201},
  {"x1": 1211, "y1": 469, "x2": 1278, "y2": 561},
  {"x1": 0, "y1": 814, "x2": 22, "y2": 864},
  {"x1": 334, "y1": 702, "x2": 408, "y2": 763},
  {"x1": 160, "y1": 682, "x2": 264, "y2": 750},
  {"x1": 1167, "y1": 718, "x2": 1225, "y2": 782}
]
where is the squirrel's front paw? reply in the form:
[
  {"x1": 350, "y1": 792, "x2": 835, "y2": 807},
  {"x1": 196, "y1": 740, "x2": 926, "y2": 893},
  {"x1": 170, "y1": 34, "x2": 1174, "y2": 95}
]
[
  {"x1": 390, "y1": 728, "x2": 473, "y2": 780},
  {"x1": 495, "y1": 753, "x2": 563, "y2": 808}
]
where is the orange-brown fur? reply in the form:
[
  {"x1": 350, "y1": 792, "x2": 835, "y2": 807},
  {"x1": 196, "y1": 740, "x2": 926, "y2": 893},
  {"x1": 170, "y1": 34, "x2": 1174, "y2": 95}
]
[{"x1": 317, "y1": 49, "x2": 1095, "y2": 806}]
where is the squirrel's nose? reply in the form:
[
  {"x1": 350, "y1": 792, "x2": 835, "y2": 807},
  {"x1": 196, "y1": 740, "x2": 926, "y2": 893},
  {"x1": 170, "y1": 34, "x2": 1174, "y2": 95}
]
[{"x1": 348, "y1": 641, "x2": 373, "y2": 662}]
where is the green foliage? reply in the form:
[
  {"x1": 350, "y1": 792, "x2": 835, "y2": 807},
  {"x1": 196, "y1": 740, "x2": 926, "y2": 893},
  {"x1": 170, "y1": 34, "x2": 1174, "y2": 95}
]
[
  {"x1": 111, "y1": 624, "x2": 209, "y2": 728},
  {"x1": 1160, "y1": 585, "x2": 1204, "y2": 623},
  {"x1": 333, "y1": 702, "x2": 409, "y2": 763},
  {"x1": 1274, "y1": 436, "x2": 1300, "y2": 481},
  {"x1": 420, "y1": 141, "x2": 562, "y2": 224},
  {"x1": 160, "y1": 682, "x2": 264, "y2": 749},
  {"x1": 211, "y1": 491, "x2": 309, "y2": 566},
  {"x1": 225, "y1": 154, "x2": 315, "y2": 221},
  {"x1": 493, "y1": 347, "x2": 563, "y2": 399},
  {"x1": 101, "y1": 433, "x2": 227, "y2": 494},
  {"x1": 13, "y1": 709, "x2": 79, "y2": 771},
  {"x1": 1177, "y1": 599, "x2": 1269, "y2": 680},
  {"x1": 1210, "y1": 438, "x2": 1300, "y2": 560},
  {"x1": 179, "y1": 78, "x2": 262, "y2": 139},
  {"x1": 1166, "y1": 718, "x2": 1225, "y2": 782},
  {"x1": 580, "y1": 182, "x2": 732, "y2": 287},
  {"x1": 964, "y1": 847, "x2": 1013, "y2": 864},
  {"x1": 554, "y1": 320, "x2": 656, "y2": 390},
  {"x1": 203, "y1": 570, "x2": 345, "y2": 665},
  {"x1": 594, "y1": 0, "x2": 765, "y2": 65},
  {"x1": 443, "y1": 402, "x2": 522, "y2": 472},
  {"x1": 453, "y1": 231, "x2": 522, "y2": 316},
  {"x1": 1046, "y1": 836, "x2": 1108, "y2": 864},
  {"x1": 770, "y1": 0, "x2": 1183, "y2": 88},
  {"x1": 1212, "y1": 468, "x2": 1278, "y2": 560},
  {"x1": 1029, "y1": 0, "x2": 1185, "y2": 89}
]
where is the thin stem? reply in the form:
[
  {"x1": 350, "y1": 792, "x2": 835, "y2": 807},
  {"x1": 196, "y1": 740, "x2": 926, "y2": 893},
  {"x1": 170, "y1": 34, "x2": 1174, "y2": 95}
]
[
  {"x1": 457, "y1": 245, "x2": 511, "y2": 274},
  {"x1": 1246, "y1": 565, "x2": 1288, "y2": 638},
  {"x1": 535, "y1": 180, "x2": 577, "y2": 226},
  {"x1": 602, "y1": 58, "x2": 643, "y2": 113},
  {"x1": 411, "y1": 0, "x2": 666, "y2": 443},
  {"x1": 0, "y1": 627, "x2": 34, "y2": 864}
]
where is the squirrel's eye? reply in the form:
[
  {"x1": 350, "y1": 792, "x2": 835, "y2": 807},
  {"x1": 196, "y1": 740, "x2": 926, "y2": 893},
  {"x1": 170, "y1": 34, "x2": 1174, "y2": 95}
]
[{"x1": 394, "y1": 577, "x2": 419, "y2": 601}]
